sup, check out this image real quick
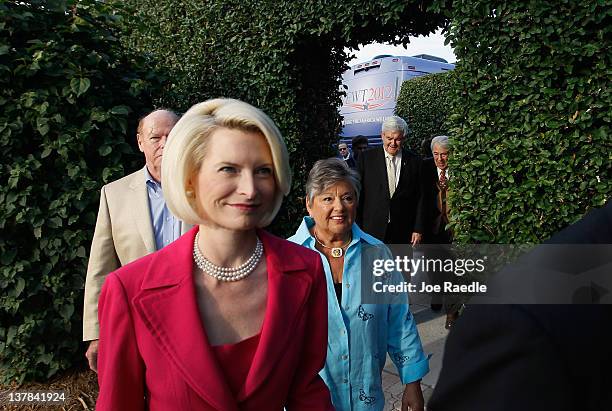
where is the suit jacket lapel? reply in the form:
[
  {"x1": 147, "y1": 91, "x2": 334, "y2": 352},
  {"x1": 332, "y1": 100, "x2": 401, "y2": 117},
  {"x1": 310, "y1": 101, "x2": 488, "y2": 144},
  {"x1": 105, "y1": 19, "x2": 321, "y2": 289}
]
[
  {"x1": 134, "y1": 228, "x2": 238, "y2": 411},
  {"x1": 238, "y1": 230, "x2": 311, "y2": 400},
  {"x1": 129, "y1": 169, "x2": 156, "y2": 253},
  {"x1": 376, "y1": 147, "x2": 391, "y2": 201},
  {"x1": 395, "y1": 149, "x2": 411, "y2": 194}
]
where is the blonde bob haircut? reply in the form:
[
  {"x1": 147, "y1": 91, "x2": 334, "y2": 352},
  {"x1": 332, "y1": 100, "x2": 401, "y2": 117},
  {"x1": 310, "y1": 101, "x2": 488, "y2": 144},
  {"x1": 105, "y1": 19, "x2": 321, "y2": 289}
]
[{"x1": 162, "y1": 98, "x2": 292, "y2": 227}]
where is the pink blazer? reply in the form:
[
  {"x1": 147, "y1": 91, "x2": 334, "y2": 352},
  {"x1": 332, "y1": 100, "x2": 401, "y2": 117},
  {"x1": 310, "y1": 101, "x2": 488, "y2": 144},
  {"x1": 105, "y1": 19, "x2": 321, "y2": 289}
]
[{"x1": 97, "y1": 227, "x2": 333, "y2": 410}]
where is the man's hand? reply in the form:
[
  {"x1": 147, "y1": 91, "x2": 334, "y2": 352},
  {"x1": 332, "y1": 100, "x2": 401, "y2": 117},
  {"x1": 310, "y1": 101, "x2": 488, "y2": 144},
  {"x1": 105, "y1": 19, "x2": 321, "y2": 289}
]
[
  {"x1": 411, "y1": 232, "x2": 423, "y2": 246},
  {"x1": 401, "y1": 381, "x2": 424, "y2": 411},
  {"x1": 85, "y1": 339, "x2": 99, "y2": 372}
]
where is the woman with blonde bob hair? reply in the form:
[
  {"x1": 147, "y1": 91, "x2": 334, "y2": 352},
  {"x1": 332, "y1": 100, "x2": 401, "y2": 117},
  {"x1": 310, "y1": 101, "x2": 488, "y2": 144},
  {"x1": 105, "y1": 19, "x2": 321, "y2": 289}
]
[{"x1": 97, "y1": 99, "x2": 333, "y2": 410}]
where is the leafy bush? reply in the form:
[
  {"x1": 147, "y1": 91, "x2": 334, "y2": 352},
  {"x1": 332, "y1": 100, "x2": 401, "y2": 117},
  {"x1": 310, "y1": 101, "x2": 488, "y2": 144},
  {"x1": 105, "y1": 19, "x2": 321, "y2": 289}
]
[
  {"x1": 395, "y1": 70, "x2": 456, "y2": 153},
  {"x1": 0, "y1": 0, "x2": 161, "y2": 383},
  {"x1": 433, "y1": 0, "x2": 611, "y2": 243},
  {"x1": 1, "y1": 0, "x2": 447, "y2": 383}
]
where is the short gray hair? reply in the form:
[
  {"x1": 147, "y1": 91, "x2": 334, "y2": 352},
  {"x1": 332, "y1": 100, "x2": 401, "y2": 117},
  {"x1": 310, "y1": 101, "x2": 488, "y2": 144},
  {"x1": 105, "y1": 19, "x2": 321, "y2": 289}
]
[
  {"x1": 381, "y1": 116, "x2": 408, "y2": 136},
  {"x1": 430, "y1": 135, "x2": 450, "y2": 152},
  {"x1": 306, "y1": 158, "x2": 361, "y2": 204}
]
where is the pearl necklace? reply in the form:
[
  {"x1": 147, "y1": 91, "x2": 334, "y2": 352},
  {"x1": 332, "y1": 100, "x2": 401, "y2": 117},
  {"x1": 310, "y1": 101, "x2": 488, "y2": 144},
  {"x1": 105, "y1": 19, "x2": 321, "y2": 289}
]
[
  {"x1": 313, "y1": 229, "x2": 351, "y2": 258},
  {"x1": 193, "y1": 232, "x2": 263, "y2": 281}
]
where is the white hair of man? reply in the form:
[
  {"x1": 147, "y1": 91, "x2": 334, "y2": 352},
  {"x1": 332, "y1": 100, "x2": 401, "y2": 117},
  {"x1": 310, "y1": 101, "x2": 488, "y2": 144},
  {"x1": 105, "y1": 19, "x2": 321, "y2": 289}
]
[
  {"x1": 381, "y1": 116, "x2": 408, "y2": 136},
  {"x1": 430, "y1": 135, "x2": 450, "y2": 151}
]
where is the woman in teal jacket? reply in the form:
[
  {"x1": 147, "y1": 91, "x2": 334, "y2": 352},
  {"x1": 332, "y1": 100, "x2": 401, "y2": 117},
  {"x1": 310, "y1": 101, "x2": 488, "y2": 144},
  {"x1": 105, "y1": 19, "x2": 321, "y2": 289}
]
[{"x1": 289, "y1": 158, "x2": 429, "y2": 411}]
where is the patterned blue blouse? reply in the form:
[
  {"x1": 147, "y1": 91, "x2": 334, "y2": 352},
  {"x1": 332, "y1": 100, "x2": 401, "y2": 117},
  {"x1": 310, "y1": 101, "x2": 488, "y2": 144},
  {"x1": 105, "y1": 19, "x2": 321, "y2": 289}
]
[{"x1": 289, "y1": 217, "x2": 429, "y2": 411}]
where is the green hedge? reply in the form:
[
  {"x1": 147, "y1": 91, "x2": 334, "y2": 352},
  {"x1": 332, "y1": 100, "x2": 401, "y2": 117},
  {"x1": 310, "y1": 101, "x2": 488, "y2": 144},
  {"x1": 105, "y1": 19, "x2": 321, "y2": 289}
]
[
  {"x1": 1, "y1": 0, "x2": 446, "y2": 383},
  {"x1": 121, "y1": 0, "x2": 446, "y2": 237},
  {"x1": 434, "y1": 0, "x2": 611, "y2": 243},
  {"x1": 4, "y1": 0, "x2": 609, "y2": 384},
  {"x1": 395, "y1": 70, "x2": 456, "y2": 154},
  {"x1": 0, "y1": 0, "x2": 161, "y2": 383}
]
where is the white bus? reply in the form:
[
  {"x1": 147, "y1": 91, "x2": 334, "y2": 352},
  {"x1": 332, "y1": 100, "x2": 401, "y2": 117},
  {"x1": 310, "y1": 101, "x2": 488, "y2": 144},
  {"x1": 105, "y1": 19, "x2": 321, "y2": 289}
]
[{"x1": 339, "y1": 54, "x2": 454, "y2": 146}]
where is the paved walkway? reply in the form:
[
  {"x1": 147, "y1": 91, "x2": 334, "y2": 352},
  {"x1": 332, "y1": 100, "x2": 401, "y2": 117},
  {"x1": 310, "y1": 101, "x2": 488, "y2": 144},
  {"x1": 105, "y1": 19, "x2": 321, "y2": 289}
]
[{"x1": 381, "y1": 296, "x2": 449, "y2": 410}]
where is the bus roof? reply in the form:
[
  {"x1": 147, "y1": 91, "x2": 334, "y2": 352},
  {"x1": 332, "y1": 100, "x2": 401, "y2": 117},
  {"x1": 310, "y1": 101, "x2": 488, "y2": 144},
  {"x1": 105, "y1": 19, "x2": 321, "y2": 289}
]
[{"x1": 347, "y1": 55, "x2": 454, "y2": 76}]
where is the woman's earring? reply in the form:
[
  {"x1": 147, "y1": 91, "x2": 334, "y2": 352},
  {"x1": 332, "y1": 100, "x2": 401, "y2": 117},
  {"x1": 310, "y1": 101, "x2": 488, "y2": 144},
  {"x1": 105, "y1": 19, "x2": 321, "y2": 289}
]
[{"x1": 186, "y1": 189, "x2": 194, "y2": 198}]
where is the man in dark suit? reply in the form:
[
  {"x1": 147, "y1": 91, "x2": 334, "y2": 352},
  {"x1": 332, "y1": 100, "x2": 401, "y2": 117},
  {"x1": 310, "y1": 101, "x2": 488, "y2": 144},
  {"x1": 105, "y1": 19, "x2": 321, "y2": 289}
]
[
  {"x1": 421, "y1": 135, "x2": 460, "y2": 328},
  {"x1": 337, "y1": 141, "x2": 356, "y2": 169},
  {"x1": 422, "y1": 135, "x2": 451, "y2": 245},
  {"x1": 351, "y1": 135, "x2": 369, "y2": 162},
  {"x1": 428, "y1": 201, "x2": 612, "y2": 411},
  {"x1": 356, "y1": 116, "x2": 425, "y2": 245}
]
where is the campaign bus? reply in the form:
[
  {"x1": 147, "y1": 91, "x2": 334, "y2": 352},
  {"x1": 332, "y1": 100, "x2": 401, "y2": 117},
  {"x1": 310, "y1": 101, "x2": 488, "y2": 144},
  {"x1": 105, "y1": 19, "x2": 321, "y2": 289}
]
[{"x1": 339, "y1": 54, "x2": 454, "y2": 147}]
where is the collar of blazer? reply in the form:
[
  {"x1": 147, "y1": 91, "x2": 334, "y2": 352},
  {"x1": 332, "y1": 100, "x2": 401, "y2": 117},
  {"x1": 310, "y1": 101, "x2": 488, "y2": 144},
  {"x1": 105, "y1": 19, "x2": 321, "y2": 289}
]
[
  {"x1": 378, "y1": 146, "x2": 412, "y2": 167},
  {"x1": 378, "y1": 147, "x2": 412, "y2": 192},
  {"x1": 128, "y1": 168, "x2": 191, "y2": 252},
  {"x1": 133, "y1": 226, "x2": 311, "y2": 411},
  {"x1": 128, "y1": 168, "x2": 157, "y2": 253}
]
